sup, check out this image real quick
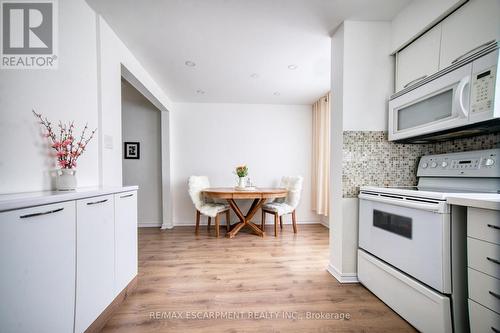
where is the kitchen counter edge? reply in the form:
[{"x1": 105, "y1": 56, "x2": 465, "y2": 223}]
[
  {"x1": 0, "y1": 186, "x2": 139, "y2": 212},
  {"x1": 447, "y1": 194, "x2": 500, "y2": 211}
]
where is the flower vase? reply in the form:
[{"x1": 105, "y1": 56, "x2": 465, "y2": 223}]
[
  {"x1": 238, "y1": 177, "x2": 246, "y2": 188},
  {"x1": 56, "y1": 169, "x2": 77, "y2": 191}
]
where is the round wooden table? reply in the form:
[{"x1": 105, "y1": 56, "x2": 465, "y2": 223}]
[{"x1": 202, "y1": 187, "x2": 288, "y2": 238}]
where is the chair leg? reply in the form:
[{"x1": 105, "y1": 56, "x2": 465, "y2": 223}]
[
  {"x1": 207, "y1": 217, "x2": 211, "y2": 232},
  {"x1": 215, "y1": 214, "x2": 220, "y2": 238},
  {"x1": 225, "y1": 210, "x2": 230, "y2": 232},
  {"x1": 279, "y1": 216, "x2": 283, "y2": 229},
  {"x1": 195, "y1": 210, "x2": 200, "y2": 235},
  {"x1": 292, "y1": 210, "x2": 297, "y2": 233},
  {"x1": 274, "y1": 213, "x2": 278, "y2": 237},
  {"x1": 261, "y1": 210, "x2": 265, "y2": 230}
]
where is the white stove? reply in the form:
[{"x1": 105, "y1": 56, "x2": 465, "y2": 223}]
[{"x1": 357, "y1": 148, "x2": 500, "y2": 333}]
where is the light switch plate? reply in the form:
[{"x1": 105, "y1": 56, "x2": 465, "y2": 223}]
[{"x1": 104, "y1": 135, "x2": 113, "y2": 149}]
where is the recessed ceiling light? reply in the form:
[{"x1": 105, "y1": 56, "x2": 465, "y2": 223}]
[
  {"x1": 288, "y1": 64, "x2": 298, "y2": 70},
  {"x1": 250, "y1": 73, "x2": 259, "y2": 78},
  {"x1": 273, "y1": 91, "x2": 280, "y2": 96},
  {"x1": 196, "y1": 89, "x2": 205, "y2": 94},
  {"x1": 185, "y1": 60, "x2": 196, "y2": 67}
]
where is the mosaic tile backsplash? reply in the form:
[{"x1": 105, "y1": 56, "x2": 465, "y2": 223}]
[{"x1": 342, "y1": 131, "x2": 500, "y2": 198}]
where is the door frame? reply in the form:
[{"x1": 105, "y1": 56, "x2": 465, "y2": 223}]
[{"x1": 120, "y1": 65, "x2": 173, "y2": 229}]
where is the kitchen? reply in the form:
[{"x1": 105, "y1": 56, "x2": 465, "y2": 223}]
[{"x1": 0, "y1": 0, "x2": 499, "y2": 332}]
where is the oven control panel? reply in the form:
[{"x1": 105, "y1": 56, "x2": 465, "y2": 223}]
[{"x1": 417, "y1": 149, "x2": 500, "y2": 177}]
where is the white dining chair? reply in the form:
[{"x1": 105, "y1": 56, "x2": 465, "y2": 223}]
[
  {"x1": 188, "y1": 176, "x2": 230, "y2": 237},
  {"x1": 261, "y1": 176, "x2": 303, "y2": 237}
]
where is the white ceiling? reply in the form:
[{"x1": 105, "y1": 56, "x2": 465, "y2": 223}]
[{"x1": 87, "y1": 0, "x2": 411, "y2": 105}]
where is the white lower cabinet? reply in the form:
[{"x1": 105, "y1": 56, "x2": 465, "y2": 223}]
[
  {"x1": 75, "y1": 195, "x2": 115, "y2": 333},
  {"x1": 0, "y1": 202, "x2": 76, "y2": 333},
  {"x1": 114, "y1": 191, "x2": 138, "y2": 295}
]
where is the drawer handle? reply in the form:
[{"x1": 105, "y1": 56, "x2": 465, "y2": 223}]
[
  {"x1": 451, "y1": 39, "x2": 496, "y2": 64},
  {"x1": 486, "y1": 257, "x2": 500, "y2": 265},
  {"x1": 20, "y1": 207, "x2": 64, "y2": 219},
  {"x1": 86, "y1": 199, "x2": 108, "y2": 206},
  {"x1": 403, "y1": 75, "x2": 427, "y2": 89},
  {"x1": 489, "y1": 291, "x2": 500, "y2": 300},
  {"x1": 492, "y1": 327, "x2": 500, "y2": 333},
  {"x1": 120, "y1": 194, "x2": 134, "y2": 198},
  {"x1": 487, "y1": 224, "x2": 500, "y2": 230}
]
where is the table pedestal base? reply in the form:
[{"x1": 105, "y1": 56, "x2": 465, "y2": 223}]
[{"x1": 226, "y1": 198, "x2": 265, "y2": 238}]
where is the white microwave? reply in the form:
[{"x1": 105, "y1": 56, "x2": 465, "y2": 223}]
[{"x1": 389, "y1": 49, "x2": 500, "y2": 142}]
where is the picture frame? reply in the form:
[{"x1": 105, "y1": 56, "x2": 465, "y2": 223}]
[{"x1": 124, "y1": 142, "x2": 140, "y2": 159}]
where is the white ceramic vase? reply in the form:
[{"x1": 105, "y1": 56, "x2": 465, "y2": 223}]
[
  {"x1": 238, "y1": 176, "x2": 246, "y2": 188},
  {"x1": 56, "y1": 169, "x2": 77, "y2": 191}
]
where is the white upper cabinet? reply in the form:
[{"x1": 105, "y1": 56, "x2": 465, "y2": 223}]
[
  {"x1": 394, "y1": 0, "x2": 499, "y2": 93},
  {"x1": 0, "y1": 202, "x2": 76, "y2": 333},
  {"x1": 396, "y1": 24, "x2": 442, "y2": 92},
  {"x1": 75, "y1": 195, "x2": 115, "y2": 333},
  {"x1": 440, "y1": 0, "x2": 500, "y2": 70}
]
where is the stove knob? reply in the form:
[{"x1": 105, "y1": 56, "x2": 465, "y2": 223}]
[
  {"x1": 441, "y1": 161, "x2": 448, "y2": 168},
  {"x1": 431, "y1": 162, "x2": 437, "y2": 168},
  {"x1": 485, "y1": 158, "x2": 495, "y2": 166},
  {"x1": 421, "y1": 162, "x2": 428, "y2": 168}
]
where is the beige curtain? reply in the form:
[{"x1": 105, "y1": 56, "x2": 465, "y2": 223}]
[{"x1": 311, "y1": 92, "x2": 330, "y2": 216}]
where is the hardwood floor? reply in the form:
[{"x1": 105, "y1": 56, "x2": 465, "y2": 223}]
[{"x1": 102, "y1": 224, "x2": 416, "y2": 333}]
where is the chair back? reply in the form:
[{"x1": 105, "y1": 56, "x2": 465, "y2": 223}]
[
  {"x1": 280, "y1": 176, "x2": 303, "y2": 209},
  {"x1": 188, "y1": 176, "x2": 210, "y2": 211}
]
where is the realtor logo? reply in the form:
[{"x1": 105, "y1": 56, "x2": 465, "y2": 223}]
[{"x1": 1, "y1": 0, "x2": 58, "y2": 69}]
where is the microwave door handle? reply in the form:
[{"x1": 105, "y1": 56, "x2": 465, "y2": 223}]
[{"x1": 455, "y1": 76, "x2": 470, "y2": 118}]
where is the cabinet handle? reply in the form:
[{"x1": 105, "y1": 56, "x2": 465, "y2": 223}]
[
  {"x1": 451, "y1": 39, "x2": 496, "y2": 64},
  {"x1": 403, "y1": 75, "x2": 427, "y2": 88},
  {"x1": 486, "y1": 257, "x2": 500, "y2": 265},
  {"x1": 120, "y1": 194, "x2": 134, "y2": 198},
  {"x1": 487, "y1": 224, "x2": 500, "y2": 230},
  {"x1": 86, "y1": 199, "x2": 108, "y2": 206},
  {"x1": 492, "y1": 327, "x2": 500, "y2": 333},
  {"x1": 489, "y1": 291, "x2": 500, "y2": 300},
  {"x1": 20, "y1": 207, "x2": 64, "y2": 219}
]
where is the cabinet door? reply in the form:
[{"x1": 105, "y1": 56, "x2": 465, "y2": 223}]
[
  {"x1": 396, "y1": 24, "x2": 441, "y2": 92},
  {"x1": 114, "y1": 191, "x2": 138, "y2": 296},
  {"x1": 0, "y1": 202, "x2": 76, "y2": 333},
  {"x1": 75, "y1": 195, "x2": 114, "y2": 333},
  {"x1": 440, "y1": 0, "x2": 500, "y2": 69}
]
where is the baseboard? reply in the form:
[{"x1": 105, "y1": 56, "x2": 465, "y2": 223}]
[
  {"x1": 173, "y1": 220, "x2": 323, "y2": 227},
  {"x1": 138, "y1": 222, "x2": 162, "y2": 228},
  {"x1": 85, "y1": 275, "x2": 138, "y2": 332},
  {"x1": 320, "y1": 220, "x2": 329, "y2": 228},
  {"x1": 327, "y1": 263, "x2": 359, "y2": 283}
]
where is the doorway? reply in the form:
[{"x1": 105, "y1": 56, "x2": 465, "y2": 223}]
[{"x1": 121, "y1": 79, "x2": 163, "y2": 227}]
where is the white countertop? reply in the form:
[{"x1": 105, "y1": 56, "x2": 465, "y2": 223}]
[
  {"x1": 0, "y1": 186, "x2": 139, "y2": 212},
  {"x1": 446, "y1": 193, "x2": 500, "y2": 211}
]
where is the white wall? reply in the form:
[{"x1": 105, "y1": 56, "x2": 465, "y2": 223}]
[
  {"x1": 0, "y1": 0, "x2": 174, "y2": 197},
  {"x1": 0, "y1": 0, "x2": 99, "y2": 193},
  {"x1": 329, "y1": 21, "x2": 393, "y2": 282},
  {"x1": 121, "y1": 81, "x2": 162, "y2": 227},
  {"x1": 390, "y1": 0, "x2": 465, "y2": 53},
  {"x1": 343, "y1": 22, "x2": 393, "y2": 131},
  {"x1": 171, "y1": 102, "x2": 319, "y2": 226}
]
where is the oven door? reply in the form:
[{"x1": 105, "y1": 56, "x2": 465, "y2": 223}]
[
  {"x1": 358, "y1": 192, "x2": 451, "y2": 294},
  {"x1": 389, "y1": 63, "x2": 472, "y2": 142}
]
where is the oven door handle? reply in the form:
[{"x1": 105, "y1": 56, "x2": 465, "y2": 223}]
[{"x1": 359, "y1": 193, "x2": 446, "y2": 213}]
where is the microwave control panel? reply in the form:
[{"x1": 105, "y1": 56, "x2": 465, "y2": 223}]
[{"x1": 471, "y1": 64, "x2": 496, "y2": 114}]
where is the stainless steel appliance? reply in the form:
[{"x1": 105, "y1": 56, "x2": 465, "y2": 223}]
[
  {"x1": 389, "y1": 42, "x2": 499, "y2": 142},
  {"x1": 358, "y1": 148, "x2": 500, "y2": 333}
]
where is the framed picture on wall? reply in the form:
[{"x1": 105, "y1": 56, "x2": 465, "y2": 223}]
[{"x1": 124, "y1": 142, "x2": 140, "y2": 159}]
